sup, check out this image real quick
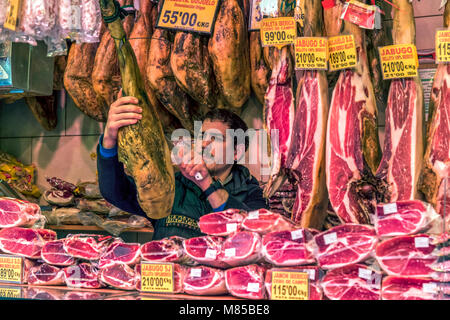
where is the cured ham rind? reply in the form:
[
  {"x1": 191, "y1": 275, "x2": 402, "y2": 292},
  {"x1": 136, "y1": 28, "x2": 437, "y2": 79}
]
[
  {"x1": 249, "y1": 31, "x2": 270, "y2": 105},
  {"x1": 99, "y1": 0, "x2": 175, "y2": 219}
]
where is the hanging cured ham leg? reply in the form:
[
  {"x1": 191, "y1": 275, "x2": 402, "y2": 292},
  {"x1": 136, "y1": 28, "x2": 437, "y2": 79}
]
[
  {"x1": 375, "y1": 0, "x2": 424, "y2": 203},
  {"x1": 325, "y1": 0, "x2": 382, "y2": 224},
  {"x1": 98, "y1": 0, "x2": 175, "y2": 219},
  {"x1": 250, "y1": 31, "x2": 270, "y2": 105}
]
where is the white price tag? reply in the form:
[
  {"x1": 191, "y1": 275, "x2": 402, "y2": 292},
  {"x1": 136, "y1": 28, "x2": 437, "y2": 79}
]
[
  {"x1": 422, "y1": 282, "x2": 437, "y2": 293},
  {"x1": 190, "y1": 268, "x2": 202, "y2": 278},
  {"x1": 247, "y1": 282, "x2": 260, "y2": 293},
  {"x1": 415, "y1": 237, "x2": 429, "y2": 248},
  {"x1": 224, "y1": 248, "x2": 236, "y2": 257},
  {"x1": 205, "y1": 249, "x2": 217, "y2": 259},
  {"x1": 324, "y1": 232, "x2": 338, "y2": 245},
  {"x1": 247, "y1": 210, "x2": 260, "y2": 220},
  {"x1": 383, "y1": 203, "x2": 398, "y2": 215},
  {"x1": 291, "y1": 229, "x2": 304, "y2": 240},
  {"x1": 306, "y1": 269, "x2": 316, "y2": 281},
  {"x1": 358, "y1": 268, "x2": 372, "y2": 280},
  {"x1": 226, "y1": 223, "x2": 237, "y2": 233}
]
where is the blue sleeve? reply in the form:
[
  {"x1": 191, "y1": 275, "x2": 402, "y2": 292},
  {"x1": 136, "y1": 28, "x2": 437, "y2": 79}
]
[
  {"x1": 98, "y1": 134, "x2": 118, "y2": 158},
  {"x1": 212, "y1": 201, "x2": 227, "y2": 212}
]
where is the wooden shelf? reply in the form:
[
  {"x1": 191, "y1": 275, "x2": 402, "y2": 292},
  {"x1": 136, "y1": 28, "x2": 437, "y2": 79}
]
[{"x1": 46, "y1": 224, "x2": 154, "y2": 233}]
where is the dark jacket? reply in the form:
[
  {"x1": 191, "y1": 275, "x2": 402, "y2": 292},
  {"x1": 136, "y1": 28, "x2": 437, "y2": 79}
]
[{"x1": 96, "y1": 145, "x2": 268, "y2": 240}]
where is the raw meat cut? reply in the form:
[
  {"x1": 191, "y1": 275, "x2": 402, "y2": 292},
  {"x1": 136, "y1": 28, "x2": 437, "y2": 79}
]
[
  {"x1": 325, "y1": 3, "x2": 382, "y2": 224},
  {"x1": 98, "y1": 262, "x2": 138, "y2": 291},
  {"x1": 140, "y1": 236, "x2": 191, "y2": 264},
  {"x1": 221, "y1": 232, "x2": 262, "y2": 268},
  {"x1": 265, "y1": 266, "x2": 324, "y2": 300},
  {"x1": 321, "y1": 264, "x2": 382, "y2": 300},
  {"x1": 43, "y1": 189, "x2": 74, "y2": 207},
  {"x1": 241, "y1": 209, "x2": 293, "y2": 235},
  {"x1": 98, "y1": 241, "x2": 141, "y2": 269},
  {"x1": 183, "y1": 266, "x2": 227, "y2": 296},
  {"x1": 374, "y1": 200, "x2": 441, "y2": 238},
  {"x1": 431, "y1": 254, "x2": 450, "y2": 273},
  {"x1": 263, "y1": 47, "x2": 295, "y2": 199},
  {"x1": 183, "y1": 236, "x2": 227, "y2": 268},
  {"x1": 225, "y1": 264, "x2": 266, "y2": 300},
  {"x1": 262, "y1": 228, "x2": 317, "y2": 266},
  {"x1": 41, "y1": 240, "x2": 76, "y2": 266},
  {"x1": 99, "y1": 0, "x2": 176, "y2": 220},
  {"x1": 27, "y1": 263, "x2": 65, "y2": 286},
  {"x1": 310, "y1": 224, "x2": 378, "y2": 270},
  {"x1": 0, "y1": 227, "x2": 56, "y2": 259},
  {"x1": 135, "y1": 263, "x2": 185, "y2": 293},
  {"x1": 23, "y1": 287, "x2": 63, "y2": 300},
  {"x1": 381, "y1": 276, "x2": 439, "y2": 300},
  {"x1": 375, "y1": 234, "x2": 437, "y2": 277},
  {"x1": 208, "y1": 0, "x2": 250, "y2": 109},
  {"x1": 198, "y1": 209, "x2": 246, "y2": 236},
  {"x1": 63, "y1": 263, "x2": 102, "y2": 289},
  {"x1": 63, "y1": 234, "x2": 113, "y2": 261},
  {"x1": 0, "y1": 197, "x2": 41, "y2": 228}
]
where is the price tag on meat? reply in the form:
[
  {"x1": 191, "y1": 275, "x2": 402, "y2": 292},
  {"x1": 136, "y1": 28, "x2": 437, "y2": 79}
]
[
  {"x1": 327, "y1": 35, "x2": 357, "y2": 71},
  {"x1": 294, "y1": 37, "x2": 328, "y2": 70},
  {"x1": 271, "y1": 270, "x2": 309, "y2": 300},
  {"x1": 378, "y1": 44, "x2": 419, "y2": 79},
  {"x1": 0, "y1": 286, "x2": 21, "y2": 299},
  {"x1": 140, "y1": 263, "x2": 174, "y2": 293},
  {"x1": 436, "y1": 29, "x2": 450, "y2": 63},
  {"x1": 156, "y1": 0, "x2": 220, "y2": 34},
  {"x1": 0, "y1": 255, "x2": 23, "y2": 284},
  {"x1": 260, "y1": 17, "x2": 296, "y2": 49}
]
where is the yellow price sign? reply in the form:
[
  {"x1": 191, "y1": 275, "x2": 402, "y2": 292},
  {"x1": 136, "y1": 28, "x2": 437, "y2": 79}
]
[
  {"x1": 260, "y1": 17, "x2": 296, "y2": 49},
  {"x1": 0, "y1": 286, "x2": 22, "y2": 299},
  {"x1": 0, "y1": 255, "x2": 23, "y2": 284},
  {"x1": 378, "y1": 44, "x2": 418, "y2": 79},
  {"x1": 294, "y1": 37, "x2": 328, "y2": 70},
  {"x1": 156, "y1": 0, "x2": 220, "y2": 34},
  {"x1": 436, "y1": 29, "x2": 450, "y2": 63},
  {"x1": 3, "y1": 0, "x2": 21, "y2": 31},
  {"x1": 140, "y1": 262, "x2": 174, "y2": 293},
  {"x1": 270, "y1": 270, "x2": 309, "y2": 300},
  {"x1": 328, "y1": 35, "x2": 357, "y2": 71}
]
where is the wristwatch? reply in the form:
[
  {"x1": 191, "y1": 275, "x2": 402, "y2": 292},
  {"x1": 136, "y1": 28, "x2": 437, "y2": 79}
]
[{"x1": 201, "y1": 178, "x2": 225, "y2": 199}]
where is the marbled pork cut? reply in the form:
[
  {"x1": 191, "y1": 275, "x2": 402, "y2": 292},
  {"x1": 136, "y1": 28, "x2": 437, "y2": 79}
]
[
  {"x1": 221, "y1": 231, "x2": 262, "y2": 268},
  {"x1": 183, "y1": 236, "x2": 227, "y2": 268},
  {"x1": 381, "y1": 276, "x2": 439, "y2": 300},
  {"x1": 140, "y1": 236, "x2": 189, "y2": 264},
  {"x1": 0, "y1": 197, "x2": 41, "y2": 228},
  {"x1": 311, "y1": 224, "x2": 378, "y2": 270},
  {"x1": 98, "y1": 241, "x2": 141, "y2": 268},
  {"x1": 375, "y1": 234, "x2": 437, "y2": 277},
  {"x1": 0, "y1": 227, "x2": 56, "y2": 259},
  {"x1": 41, "y1": 240, "x2": 76, "y2": 266},
  {"x1": 99, "y1": 262, "x2": 138, "y2": 290},
  {"x1": 183, "y1": 266, "x2": 227, "y2": 296},
  {"x1": 198, "y1": 209, "x2": 245, "y2": 236},
  {"x1": 321, "y1": 264, "x2": 382, "y2": 300},
  {"x1": 63, "y1": 234, "x2": 113, "y2": 260},
  {"x1": 27, "y1": 263, "x2": 65, "y2": 286},
  {"x1": 262, "y1": 228, "x2": 317, "y2": 266},
  {"x1": 225, "y1": 264, "x2": 266, "y2": 300},
  {"x1": 375, "y1": 200, "x2": 440, "y2": 237},
  {"x1": 241, "y1": 209, "x2": 293, "y2": 235},
  {"x1": 63, "y1": 263, "x2": 102, "y2": 289}
]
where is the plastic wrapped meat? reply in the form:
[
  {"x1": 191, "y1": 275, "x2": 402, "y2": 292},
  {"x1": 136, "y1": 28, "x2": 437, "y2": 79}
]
[{"x1": 183, "y1": 266, "x2": 227, "y2": 296}]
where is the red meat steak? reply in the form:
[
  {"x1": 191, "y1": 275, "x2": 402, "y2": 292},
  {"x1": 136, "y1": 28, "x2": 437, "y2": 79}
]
[
  {"x1": 221, "y1": 231, "x2": 262, "y2": 268},
  {"x1": 41, "y1": 240, "x2": 76, "y2": 266},
  {"x1": 0, "y1": 197, "x2": 41, "y2": 228},
  {"x1": 262, "y1": 228, "x2": 317, "y2": 266},
  {"x1": 27, "y1": 263, "x2": 65, "y2": 286},
  {"x1": 312, "y1": 224, "x2": 378, "y2": 269},
  {"x1": 381, "y1": 276, "x2": 439, "y2": 300},
  {"x1": 183, "y1": 266, "x2": 227, "y2": 296},
  {"x1": 375, "y1": 234, "x2": 437, "y2": 277},
  {"x1": 225, "y1": 264, "x2": 266, "y2": 300},
  {"x1": 98, "y1": 241, "x2": 141, "y2": 268},
  {"x1": 63, "y1": 263, "x2": 102, "y2": 289},
  {"x1": 0, "y1": 227, "x2": 56, "y2": 259},
  {"x1": 375, "y1": 200, "x2": 439, "y2": 237},
  {"x1": 99, "y1": 263, "x2": 137, "y2": 291},
  {"x1": 183, "y1": 236, "x2": 227, "y2": 268},
  {"x1": 198, "y1": 209, "x2": 245, "y2": 236},
  {"x1": 241, "y1": 209, "x2": 293, "y2": 235},
  {"x1": 140, "y1": 236, "x2": 188, "y2": 263},
  {"x1": 321, "y1": 264, "x2": 382, "y2": 300},
  {"x1": 63, "y1": 234, "x2": 113, "y2": 260}
]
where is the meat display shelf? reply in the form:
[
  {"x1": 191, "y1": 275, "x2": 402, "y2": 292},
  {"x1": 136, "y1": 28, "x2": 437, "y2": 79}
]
[{"x1": 46, "y1": 225, "x2": 154, "y2": 233}]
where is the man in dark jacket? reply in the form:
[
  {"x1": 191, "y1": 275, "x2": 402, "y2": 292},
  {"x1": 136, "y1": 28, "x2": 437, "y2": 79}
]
[{"x1": 97, "y1": 92, "x2": 268, "y2": 240}]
